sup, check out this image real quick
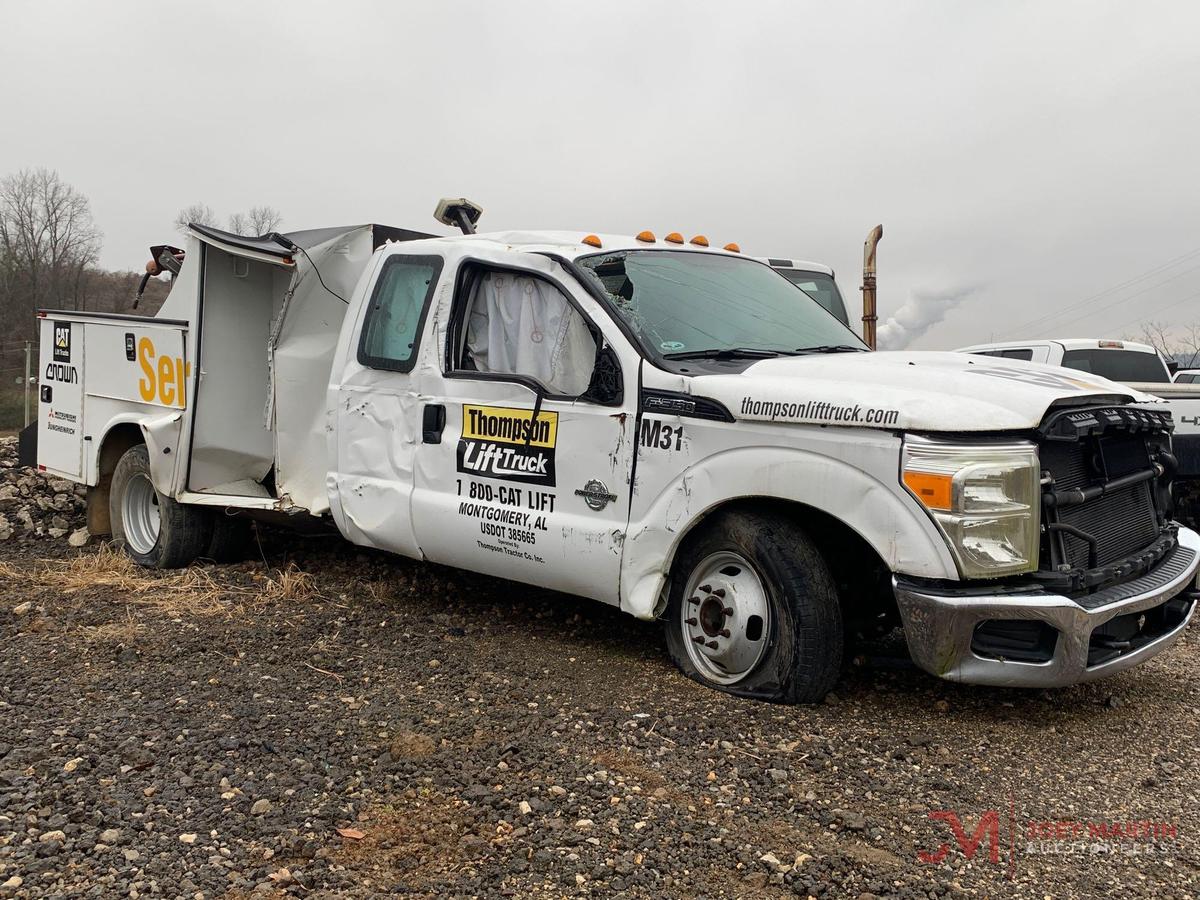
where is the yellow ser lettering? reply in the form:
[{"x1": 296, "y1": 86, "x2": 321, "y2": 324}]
[
  {"x1": 135, "y1": 337, "x2": 188, "y2": 408},
  {"x1": 137, "y1": 338, "x2": 156, "y2": 402},
  {"x1": 158, "y1": 354, "x2": 176, "y2": 406}
]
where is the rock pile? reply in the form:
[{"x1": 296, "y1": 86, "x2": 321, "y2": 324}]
[{"x1": 0, "y1": 437, "x2": 88, "y2": 544}]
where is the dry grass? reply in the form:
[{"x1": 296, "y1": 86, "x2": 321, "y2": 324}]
[
  {"x1": 260, "y1": 563, "x2": 322, "y2": 603},
  {"x1": 0, "y1": 544, "x2": 325, "y2": 617}
]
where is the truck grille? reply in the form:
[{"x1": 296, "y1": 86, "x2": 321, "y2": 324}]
[
  {"x1": 1036, "y1": 404, "x2": 1174, "y2": 591},
  {"x1": 1039, "y1": 441, "x2": 1160, "y2": 569}
]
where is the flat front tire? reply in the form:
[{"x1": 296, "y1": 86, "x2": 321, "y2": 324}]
[
  {"x1": 109, "y1": 444, "x2": 212, "y2": 569},
  {"x1": 663, "y1": 511, "x2": 844, "y2": 703}
]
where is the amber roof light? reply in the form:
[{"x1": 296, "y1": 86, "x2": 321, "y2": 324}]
[
  {"x1": 664, "y1": 232, "x2": 684, "y2": 244},
  {"x1": 581, "y1": 234, "x2": 602, "y2": 248},
  {"x1": 636, "y1": 230, "x2": 656, "y2": 243},
  {"x1": 689, "y1": 235, "x2": 709, "y2": 246},
  {"x1": 723, "y1": 242, "x2": 741, "y2": 253}
]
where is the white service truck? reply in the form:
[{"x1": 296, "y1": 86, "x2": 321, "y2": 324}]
[
  {"x1": 959, "y1": 338, "x2": 1200, "y2": 526},
  {"x1": 30, "y1": 203, "x2": 1200, "y2": 702}
]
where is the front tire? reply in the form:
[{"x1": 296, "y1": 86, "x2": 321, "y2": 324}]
[
  {"x1": 109, "y1": 444, "x2": 212, "y2": 569},
  {"x1": 663, "y1": 511, "x2": 843, "y2": 703}
]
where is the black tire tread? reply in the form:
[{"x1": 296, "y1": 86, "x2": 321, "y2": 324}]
[
  {"x1": 663, "y1": 510, "x2": 843, "y2": 703},
  {"x1": 109, "y1": 444, "x2": 212, "y2": 569}
]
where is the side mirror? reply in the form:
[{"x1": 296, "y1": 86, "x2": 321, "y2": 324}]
[
  {"x1": 1167, "y1": 360, "x2": 1180, "y2": 375},
  {"x1": 581, "y1": 344, "x2": 623, "y2": 406}
]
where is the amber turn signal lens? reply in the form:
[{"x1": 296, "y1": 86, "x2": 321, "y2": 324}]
[
  {"x1": 902, "y1": 471, "x2": 953, "y2": 511},
  {"x1": 723, "y1": 242, "x2": 740, "y2": 253},
  {"x1": 689, "y1": 235, "x2": 709, "y2": 246},
  {"x1": 664, "y1": 232, "x2": 683, "y2": 244},
  {"x1": 636, "y1": 230, "x2": 656, "y2": 243},
  {"x1": 581, "y1": 234, "x2": 602, "y2": 248}
]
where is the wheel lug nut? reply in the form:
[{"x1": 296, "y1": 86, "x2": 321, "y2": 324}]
[
  {"x1": 687, "y1": 596, "x2": 700, "y2": 606},
  {"x1": 719, "y1": 628, "x2": 731, "y2": 638},
  {"x1": 692, "y1": 636, "x2": 706, "y2": 644},
  {"x1": 711, "y1": 588, "x2": 726, "y2": 598},
  {"x1": 721, "y1": 607, "x2": 734, "y2": 616},
  {"x1": 705, "y1": 640, "x2": 719, "y2": 650},
  {"x1": 685, "y1": 617, "x2": 698, "y2": 626},
  {"x1": 699, "y1": 584, "x2": 712, "y2": 593}
]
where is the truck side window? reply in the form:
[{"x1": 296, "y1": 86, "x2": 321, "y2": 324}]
[
  {"x1": 452, "y1": 268, "x2": 597, "y2": 397},
  {"x1": 358, "y1": 255, "x2": 443, "y2": 372}
]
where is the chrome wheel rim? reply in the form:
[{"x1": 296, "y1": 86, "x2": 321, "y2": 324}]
[
  {"x1": 122, "y1": 472, "x2": 161, "y2": 555},
  {"x1": 680, "y1": 551, "x2": 772, "y2": 685}
]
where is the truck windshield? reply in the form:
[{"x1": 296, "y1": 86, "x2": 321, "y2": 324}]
[
  {"x1": 1060, "y1": 349, "x2": 1169, "y2": 383},
  {"x1": 776, "y1": 270, "x2": 849, "y2": 326},
  {"x1": 576, "y1": 250, "x2": 865, "y2": 358}
]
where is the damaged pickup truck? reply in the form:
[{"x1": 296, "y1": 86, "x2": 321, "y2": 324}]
[{"x1": 32, "y1": 200, "x2": 1200, "y2": 702}]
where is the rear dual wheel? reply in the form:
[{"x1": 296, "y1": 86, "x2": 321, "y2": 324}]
[
  {"x1": 663, "y1": 511, "x2": 843, "y2": 703},
  {"x1": 108, "y1": 444, "x2": 250, "y2": 568}
]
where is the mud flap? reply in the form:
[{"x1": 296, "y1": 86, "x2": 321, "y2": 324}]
[{"x1": 17, "y1": 421, "x2": 37, "y2": 469}]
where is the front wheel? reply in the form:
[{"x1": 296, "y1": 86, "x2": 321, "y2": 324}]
[
  {"x1": 109, "y1": 444, "x2": 212, "y2": 569},
  {"x1": 663, "y1": 511, "x2": 844, "y2": 703}
]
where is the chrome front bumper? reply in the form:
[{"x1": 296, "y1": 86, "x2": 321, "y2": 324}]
[{"x1": 894, "y1": 526, "x2": 1200, "y2": 687}]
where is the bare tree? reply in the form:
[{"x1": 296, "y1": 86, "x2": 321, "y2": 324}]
[
  {"x1": 175, "y1": 202, "x2": 218, "y2": 233},
  {"x1": 1136, "y1": 320, "x2": 1175, "y2": 359},
  {"x1": 228, "y1": 206, "x2": 282, "y2": 235},
  {"x1": 247, "y1": 206, "x2": 282, "y2": 234},
  {"x1": 0, "y1": 168, "x2": 102, "y2": 333},
  {"x1": 1128, "y1": 320, "x2": 1200, "y2": 368}
]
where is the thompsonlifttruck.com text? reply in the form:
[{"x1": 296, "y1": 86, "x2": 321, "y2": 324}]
[{"x1": 740, "y1": 396, "x2": 901, "y2": 426}]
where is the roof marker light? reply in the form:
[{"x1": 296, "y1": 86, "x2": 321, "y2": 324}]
[
  {"x1": 723, "y1": 242, "x2": 741, "y2": 253},
  {"x1": 636, "y1": 230, "x2": 656, "y2": 243},
  {"x1": 664, "y1": 232, "x2": 684, "y2": 244},
  {"x1": 689, "y1": 235, "x2": 709, "y2": 246},
  {"x1": 582, "y1": 234, "x2": 602, "y2": 248}
]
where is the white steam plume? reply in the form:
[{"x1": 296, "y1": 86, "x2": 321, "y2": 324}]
[{"x1": 876, "y1": 285, "x2": 978, "y2": 350}]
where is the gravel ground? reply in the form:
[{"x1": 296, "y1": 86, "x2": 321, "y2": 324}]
[{"x1": 1, "y1": 449, "x2": 1199, "y2": 897}]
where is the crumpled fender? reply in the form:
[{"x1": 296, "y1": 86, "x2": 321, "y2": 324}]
[
  {"x1": 620, "y1": 444, "x2": 958, "y2": 619},
  {"x1": 140, "y1": 412, "x2": 184, "y2": 495}
]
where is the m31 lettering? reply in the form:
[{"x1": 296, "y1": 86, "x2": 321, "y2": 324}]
[{"x1": 639, "y1": 418, "x2": 683, "y2": 451}]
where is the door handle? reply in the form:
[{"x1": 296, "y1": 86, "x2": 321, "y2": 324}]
[{"x1": 422, "y1": 404, "x2": 446, "y2": 444}]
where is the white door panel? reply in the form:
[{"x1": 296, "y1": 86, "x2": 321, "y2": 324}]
[{"x1": 410, "y1": 381, "x2": 634, "y2": 603}]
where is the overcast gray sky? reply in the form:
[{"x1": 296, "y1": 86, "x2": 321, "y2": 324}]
[{"x1": 3, "y1": 0, "x2": 1199, "y2": 349}]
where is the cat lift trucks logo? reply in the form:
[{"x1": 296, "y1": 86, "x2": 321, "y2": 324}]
[
  {"x1": 53, "y1": 321, "x2": 71, "y2": 362},
  {"x1": 457, "y1": 405, "x2": 558, "y2": 486}
]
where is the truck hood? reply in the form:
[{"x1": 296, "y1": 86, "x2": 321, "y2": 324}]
[{"x1": 693, "y1": 351, "x2": 1156, "y2": 432}]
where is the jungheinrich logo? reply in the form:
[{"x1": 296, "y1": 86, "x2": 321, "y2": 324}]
[{"x1": 457, "y1": 405, "x2": 558, "y2": 486}]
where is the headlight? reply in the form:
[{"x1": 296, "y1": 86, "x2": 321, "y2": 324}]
[{"x1": 901, "y1": 437, "x2": 1040, "y2": 578}]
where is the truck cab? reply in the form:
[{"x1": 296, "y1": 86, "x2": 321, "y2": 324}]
[{"x1": 35, "y1": 217, "x2": 1200, "y2": 703}]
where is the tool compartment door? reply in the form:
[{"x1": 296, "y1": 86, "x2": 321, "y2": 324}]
[{"x1": 38, "y1": 317, "x2": 85, "y2": 479}]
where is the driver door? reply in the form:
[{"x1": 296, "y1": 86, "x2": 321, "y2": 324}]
[{"x1": 409, "y1": 257, "x2": 636, "y2": 605}]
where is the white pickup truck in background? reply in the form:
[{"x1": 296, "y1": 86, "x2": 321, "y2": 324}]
[
  {"x1": 28, "y1": 202, "x2": 1200, "y2": 702},
  {"x1": 958, "y1": 338, "x2": 1200, "y2": 525},
  {"x1": 755, "y1": 257, "x2": 850, "y2": 327}
]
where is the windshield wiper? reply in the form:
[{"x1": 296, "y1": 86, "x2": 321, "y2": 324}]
[
  {"x1": 662, "y1": 347, "x2": 781, "y2": 360},
  {"x1": 793, "y1": 344, "x2": 868, "y2": 354}
]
